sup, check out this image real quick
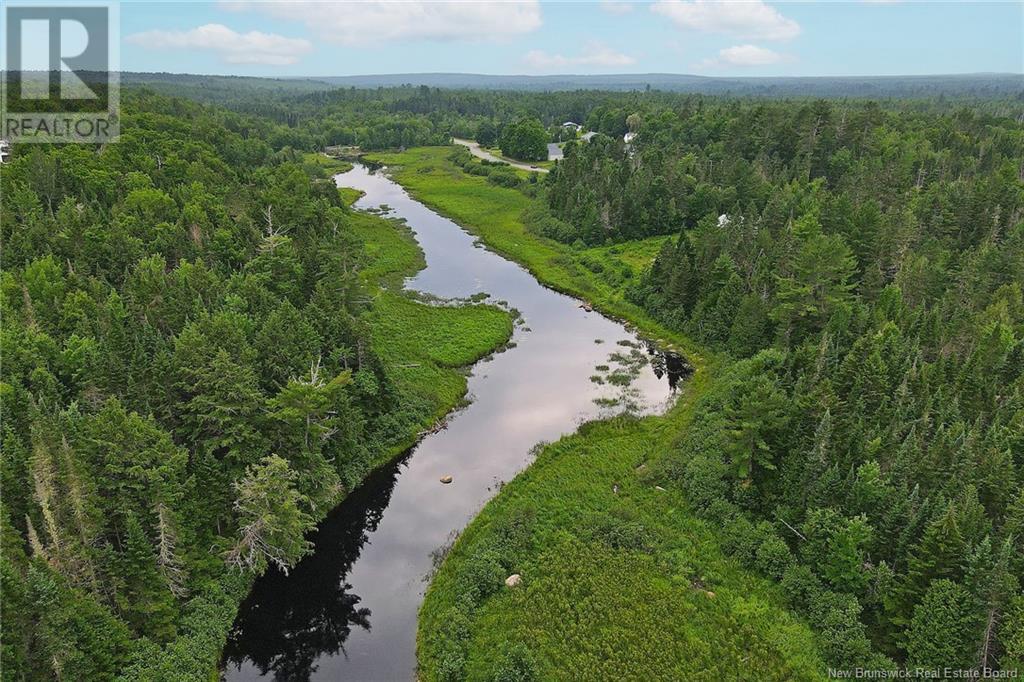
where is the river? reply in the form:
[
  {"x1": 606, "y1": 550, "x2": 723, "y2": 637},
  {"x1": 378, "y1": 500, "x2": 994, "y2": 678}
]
[{"x1": 222, "y1": 163, "x2": 685, "y2": 681}]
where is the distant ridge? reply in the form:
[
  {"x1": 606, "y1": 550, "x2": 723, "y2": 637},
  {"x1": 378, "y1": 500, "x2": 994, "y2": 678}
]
[
  {"x1": 117, "y1": 71, "x2": 1024, "y2": 98},
  {"x1": 309, "y1": 72, "x2": 1023, "y2": 97}
]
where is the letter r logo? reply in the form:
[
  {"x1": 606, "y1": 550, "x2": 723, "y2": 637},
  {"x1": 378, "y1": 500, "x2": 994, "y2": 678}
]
[{"x1": 4, "y1": 5, "x2": 109, "y2": 103}]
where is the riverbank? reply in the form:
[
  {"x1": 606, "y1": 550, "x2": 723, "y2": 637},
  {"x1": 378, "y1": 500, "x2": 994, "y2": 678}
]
[
  {"x1": 364, "y1": 146, "x2": 827, "y2": 679},
  {"x1": 224, "y1": 163, "x2": 679, "y2": 679},
  {"x1": 364, "y1": 147, "x2": 703, "y2": 366},
  {"x1": 127, "y1": 183, "x2": 512, "y2": 681}
]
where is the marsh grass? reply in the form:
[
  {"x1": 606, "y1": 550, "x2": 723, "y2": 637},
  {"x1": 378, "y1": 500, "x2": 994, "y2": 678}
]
[
  {"x1": 366, "y1": 147, "x2": 825, "y2": 680},
  {"x1": 418, "y1": 415, "x2": 826, "y2": 681},
  {"x1": 352, "y1": 199, "x2": 514, "y2": 454}
]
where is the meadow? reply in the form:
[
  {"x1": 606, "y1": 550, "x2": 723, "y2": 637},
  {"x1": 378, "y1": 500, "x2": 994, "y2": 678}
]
[
  {"x1": 365, "y1": 145, "x2": 832, "y2": 680},
  {"x1": 418, "y1": 399, "x2": 826, "y2": 681}
]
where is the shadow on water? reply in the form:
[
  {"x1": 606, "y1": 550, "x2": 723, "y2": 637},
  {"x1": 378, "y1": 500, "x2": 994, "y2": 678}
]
[
  {"x1": 223, "y1": 163, "x2": 688, "y2": 680},
  {"x1": 221, "y1": 451, "x2": 411, "y2": 680},
  {"x1": 222, "y1": 347, "x2": 688, "y2": 682}
]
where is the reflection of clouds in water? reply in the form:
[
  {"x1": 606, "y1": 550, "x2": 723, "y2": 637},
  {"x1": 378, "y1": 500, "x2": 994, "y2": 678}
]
[{"x1": 227, "y1": 164, "x2": 687, "y2": 681}]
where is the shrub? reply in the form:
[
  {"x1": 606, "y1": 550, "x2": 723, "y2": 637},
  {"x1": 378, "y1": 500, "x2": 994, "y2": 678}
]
[
  {"x1": 780, "y1": 564, "x2": 824, "y2": 617},
  {"x1": 755, "y1": 531, "x2": 794, "y2": 580},
  {"x1": 489, "y1": 642, "x2": 537, "y2": 682},
  {"x1": 458, "y1": 548, "x2": 505, "y2": 604},
  {"x1": 585, "y1": 509, "x2": 655, "y2": 553},
  {"x1": 720, "y1": 513, "x2": 760, "y2": 564},
  {"x1": 681, "y1": 454, "x2": 728, "y2": 511},
  {"x1": 487, "y1": 168, "x2": 522, "y2": 188}
]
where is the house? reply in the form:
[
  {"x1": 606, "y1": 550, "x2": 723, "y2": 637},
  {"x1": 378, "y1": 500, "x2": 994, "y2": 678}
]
[
  {"x1": 561, "y1": 121, "x2": 581, "y2": 131},
  {"x1": 580, "y1": 131, "x2": 597, "y2": 142}
]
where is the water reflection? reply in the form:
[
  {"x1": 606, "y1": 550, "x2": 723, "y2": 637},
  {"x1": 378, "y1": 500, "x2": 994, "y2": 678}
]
[
  {"x1": 223, "y1": 454, "x2": 407, "y2": 680},
  {"x1": 223, "y1": 164, "x2": 686, "y2": 681},
  {"x1": 647, "y1": 345, "x2": 694, "y2": 391}
]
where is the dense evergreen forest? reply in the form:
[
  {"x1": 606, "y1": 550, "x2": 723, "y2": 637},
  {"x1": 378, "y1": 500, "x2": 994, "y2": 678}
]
[
  {"x1": 2, "y1": 79, "x2": 1022, "y2": 679},
  {"x1": 545, "y1": 100, "x2": 1024, "y2": 669},
  {"x1": 0, "y1": 91, "x2": 513, "y2": 679}
]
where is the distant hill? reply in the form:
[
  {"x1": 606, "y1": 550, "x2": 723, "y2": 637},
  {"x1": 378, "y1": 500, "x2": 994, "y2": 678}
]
[
  {"x1": 309, "y1": 72, "x2": 1023, "y2": 98},
  {"x1": 113, "y1": 71, "x2": 1024, "y2": 100}
]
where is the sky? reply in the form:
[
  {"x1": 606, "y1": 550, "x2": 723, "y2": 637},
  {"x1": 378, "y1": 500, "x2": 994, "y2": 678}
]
[{"x1": 113, "y1": 1, "x2": 1022, "y2": 78}]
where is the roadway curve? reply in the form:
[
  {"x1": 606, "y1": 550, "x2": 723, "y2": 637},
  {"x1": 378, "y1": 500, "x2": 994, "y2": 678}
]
[{"x1": 452, "y1": 137, "x2": 549, "y2": 173}]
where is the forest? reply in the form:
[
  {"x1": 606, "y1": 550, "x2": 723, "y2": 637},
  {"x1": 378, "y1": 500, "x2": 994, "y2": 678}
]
[
  {"x1": 1, "y1": 79, "x2": 1022, "y2": 680},
  {"x1": 549, "y1": 98, "x2": 1024, "y2": 667},
  {"x1": 0, "y1": 89, "x2": 511, "y2": 679}
]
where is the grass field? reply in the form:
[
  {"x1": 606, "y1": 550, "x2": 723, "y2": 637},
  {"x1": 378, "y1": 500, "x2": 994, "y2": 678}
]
[
  {"x1": 364, "y1": 146, "x2": 826, "y2": 680},
  {"x1": 302, "y1": 151, "x2": 354, "y2": 175}
]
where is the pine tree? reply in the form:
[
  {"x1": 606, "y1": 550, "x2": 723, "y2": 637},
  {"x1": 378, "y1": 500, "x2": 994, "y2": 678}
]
[
  {"x1": 117, "y1": 512, "x2": 177, "y2": 642},
  {"x1": 722, "y1": 372, "x2": 790, "y2": 484},
  {"x1": 225, "y1": 455, "x2": 315, "y2": 574},
  {"x1": 906, "y1": 579, "x2": 979, "y2": 668}
]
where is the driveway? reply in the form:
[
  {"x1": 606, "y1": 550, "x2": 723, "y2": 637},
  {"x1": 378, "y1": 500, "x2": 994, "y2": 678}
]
[{"x1": 452, "y1": 138, "x2": 549, "y2": 173}]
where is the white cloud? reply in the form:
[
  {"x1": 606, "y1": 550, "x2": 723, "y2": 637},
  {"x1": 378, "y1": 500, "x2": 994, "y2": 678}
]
[
  {"x1": 221, "y1": 1, "x2": 542, "y2": 46},
  {"x1": 125, "y1": 23, "x2": 312, "y2": 65},
  {"x1": 651, "y1": 0, "x2": 800, "y2": 41},
  {"x1": 523, "y1": 42, "x2": 636, "y2": 71},
  {"x1": 695, "y1": 44, "x2": 790, "y2": 69},
  {"x1": 600, "y1": 1, "x2": 635, "y2": 15}
]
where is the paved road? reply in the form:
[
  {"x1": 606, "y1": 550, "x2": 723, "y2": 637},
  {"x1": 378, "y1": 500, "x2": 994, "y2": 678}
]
[{"x1": 452, "y1": 137, "x2": 549, "y2": 173}]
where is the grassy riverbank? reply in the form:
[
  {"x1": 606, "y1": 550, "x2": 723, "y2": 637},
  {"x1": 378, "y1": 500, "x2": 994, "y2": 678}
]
[
  {"x1": 129, "y1": 195, "x2": 511, "y2": 681},
  {"x1": 419, "y1": 413, "x2": 825, "y2": 680},
  {"x1": 355, "y1": 208, "x2": 514, "y2": 463},
  {"x1": 364, "y1": 147, "x2": 701, "y2": 363},
  {"x1": 364, "y1": 147, "x2": 827, "y2": 679}
]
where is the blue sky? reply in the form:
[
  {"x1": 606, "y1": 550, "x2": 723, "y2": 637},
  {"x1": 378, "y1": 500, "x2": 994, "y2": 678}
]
[{"x1": 117, "y1": 1, "x2": 1022, "y2": 77}]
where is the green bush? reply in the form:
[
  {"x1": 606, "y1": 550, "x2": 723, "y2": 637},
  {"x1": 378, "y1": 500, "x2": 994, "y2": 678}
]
[
  {"x1": 489, "y1": 643, "x2": 537, "y2": 682},
  {"x1": 585, "y1": 509, "x2": 655, "y2": 553},
  {"x1": 681, "y1": 454, "x2": 728, "y2": 511},
  {"x1": 756, "y1": 532, "x2": 795, "y2": 580},
  {"x1": 458, "y1": 548, "x2": 506, "y2": 604},
  {"x1": 487, "y1": 167, "x2": 522, "y2": 188}
]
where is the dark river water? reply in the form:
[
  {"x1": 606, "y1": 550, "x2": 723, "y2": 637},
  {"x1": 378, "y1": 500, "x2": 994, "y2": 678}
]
[{"x1": 222, "y1": 164, "x2": 685, "y2": 681}]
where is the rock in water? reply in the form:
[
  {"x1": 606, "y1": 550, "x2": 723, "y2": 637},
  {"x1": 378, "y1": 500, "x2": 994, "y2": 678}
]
[
  {"x1": 505, "y1": 574, "x2": 522, "y2": 588},
  {"x1": 440, "y1": 475, "x2": 453, "y2": 484}
]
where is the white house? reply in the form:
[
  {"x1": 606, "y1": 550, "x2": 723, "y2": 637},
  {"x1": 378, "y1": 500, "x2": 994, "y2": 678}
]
[{"x1": 561, "y1": 121, "x2": 582, "y2": 131}]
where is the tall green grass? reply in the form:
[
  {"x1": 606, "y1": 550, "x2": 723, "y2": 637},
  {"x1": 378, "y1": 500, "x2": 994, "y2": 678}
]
[
  {"x1": 419, "y1": 415, "x2": 826, "y2": 681},
  {"x1": 365, "y1": 146, "x2": 826, "y2": 680}
]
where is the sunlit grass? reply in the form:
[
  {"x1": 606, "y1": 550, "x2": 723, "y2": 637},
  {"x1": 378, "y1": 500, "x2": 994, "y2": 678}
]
[
  {"x1": 419, "y1": 414, "x2": 826, "y2": 681},
  {"x1": 302, "y1": 151, "x2": 354, "y2": 175}
]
